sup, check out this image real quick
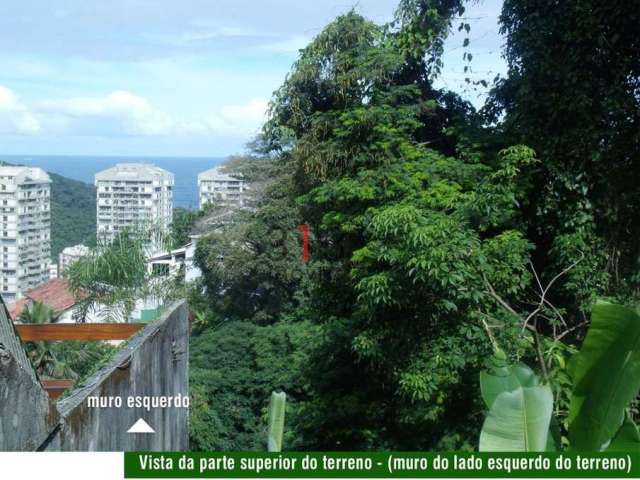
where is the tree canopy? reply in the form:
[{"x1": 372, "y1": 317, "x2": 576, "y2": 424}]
[{"x1": 188, "y1": 0, "x2": 640, "y2": 451}]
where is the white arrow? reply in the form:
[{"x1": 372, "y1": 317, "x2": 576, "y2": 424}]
[{"x1": 127, "y1": 418, "x2": 155, "y2": 434}]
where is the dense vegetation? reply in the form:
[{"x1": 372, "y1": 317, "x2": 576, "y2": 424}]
[
  {"x1": 19, "y1": 301, "x2": 114, "y2": 380},
  {"x1": 190, "y1": 320, "x2": 318, "y2": 451},
  {"x1": 183, "y1": 0, "x2": 639, "y2": 451},
  {"x1": 50, "y1": 172, "x2": 96, "y2": 259},
  {"x1": 171, "y1": 207, "x2": 201, "y2": 249}
]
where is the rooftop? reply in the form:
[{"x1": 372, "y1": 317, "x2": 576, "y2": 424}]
[
  {"x1": 198, "y1": 166, "x2": 243, "y2": 183},
  {"x1": 190, "y1": 207, "x2": 239, "y2": 235},
  {"x1": 95, "y1": 163, "x2": 174, "y2": 183},
  {"x1": 61, "y1": 244, "x2": 90, "y2": 257},
  {"x1": 9, "y1": 278, "x2": 79, "y2": 320},
  {"x1": 0, "y1": 166, "x2": 51, "y2": 184}
]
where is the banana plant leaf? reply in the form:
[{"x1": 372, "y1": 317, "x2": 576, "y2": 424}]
[
  {"x1": 568, "y1": 302, "x2": 640, "y2": 451},
  {"x1": 480, "y1": 350, "x2": 539, "y2": 409},
  {"x1": 267, "y1": 391, "x2": 286, "y2": 452},
  {"x1": 479, "y1": 383, "x2": 554, "y2": 451},
  {"x1": 479, "y1": 352, "x2": 554, "y2": 452},
  {"x1": 605, "y1": 413, "x2": 640, "y2": 452}
]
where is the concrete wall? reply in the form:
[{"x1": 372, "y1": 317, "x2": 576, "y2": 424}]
[
  {"x1": 1, "y1": 299, "x2": 189, "y2": 451},
  {"x1": 0, "y1": 341, "x2": 60, "y2": 451},
  {"x1": 48, "y1": 300, "x2": 189, "y2": 451},
  {"x1": 0, "y1": 296, "x2": 60, "y2": 451}
]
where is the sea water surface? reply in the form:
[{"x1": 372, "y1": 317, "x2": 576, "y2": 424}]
[{"x1": 0, "y1": 155, "x2": 226, "y2": 209}]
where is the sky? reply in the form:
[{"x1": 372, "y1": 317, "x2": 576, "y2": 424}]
[{"x1": 0, "y1": 0, "x2": 506, "y2": 157}]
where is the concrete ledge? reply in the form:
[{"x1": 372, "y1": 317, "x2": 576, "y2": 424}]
[
  {"x1": 0, "y1": 343, "x2": 60, "y2": 451},
  {"x1": 48, "y1": 300, "x2": 189, "y2": 451}
]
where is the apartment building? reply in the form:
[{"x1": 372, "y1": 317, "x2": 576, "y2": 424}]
[
  {"x1": 0, "y1": 166, "x2": 51, "y2": 303},
  {"x1": 198, "y1": 167, "x2": 249, "y2": 209},
  {"x1": 95, "y1": 164, "x2": 173, "y2": 249},
  {"x1": 59, "y1": 244, "x2": 90, "y2": 273}
]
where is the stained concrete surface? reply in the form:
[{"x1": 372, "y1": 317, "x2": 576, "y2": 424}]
[{"x1": 0, "y1": 299, "x2": 189, "y2": 451}]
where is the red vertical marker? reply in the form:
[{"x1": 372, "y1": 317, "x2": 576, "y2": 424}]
[{"x1": 298, "y1": 224, "x2": 309, "y2": 263}]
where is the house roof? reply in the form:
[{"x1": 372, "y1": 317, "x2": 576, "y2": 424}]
[
  {"x1": 8, "y1": 278, "x2": 78, "y2": 320},
  {"x1": 147, "y1": 244, "x2": 189, "y2": 263}
]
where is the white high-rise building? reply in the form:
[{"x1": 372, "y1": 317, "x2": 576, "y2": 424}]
[
  {"x1": 0, "y1": 166, "x2": 51, "y2": 303},
  {"x1": 95, "y1": 164, "x2": 173, "y2": 248},
  {"x1": 198, "y1": 167, "x2": 249, "y2": 209}
]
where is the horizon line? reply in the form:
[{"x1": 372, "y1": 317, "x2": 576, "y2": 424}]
[{"x1": 0, "y1": 153, "x2": 233, "y2": 160}]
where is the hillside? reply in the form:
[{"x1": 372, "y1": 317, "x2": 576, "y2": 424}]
[
  {"x1": 0, "y1": 162, "x2": 96, "y2": 260},
  {"x1": 49, "y1": 172, "x2": 96, "y2": 260}
]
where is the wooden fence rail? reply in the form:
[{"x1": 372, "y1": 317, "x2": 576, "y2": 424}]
[
  {"x1": 15, "y1": 323, "x2": 145, "y2": 341},
  {"x1": 41, "y1": 379, "x2": 75, "y2": 399}
]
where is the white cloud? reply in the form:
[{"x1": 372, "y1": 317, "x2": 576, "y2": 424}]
[
  {"x1": 0, "y1": 86, "x2": 267, "y2": 140},
  {"x1": 39, "y1": 90, "x2": 174, "y2": 136},
  {"x1": 261, "y1": 34, "x2": 311, "y2": 53},
  {"x1": 203, "y1": 98, "x2": 268, "y2": 138},
  {"x1": 180, "y1": 26, "x2": 255, "y2": 43},
  {"x1": 144, "y1": 26, "x2": 256, "y2": 47},
  {"x1": 0, "y1": 86, "x2": 41, "y2": 134}
]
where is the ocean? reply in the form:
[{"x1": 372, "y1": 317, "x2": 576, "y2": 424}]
[{"x1": 0, "y1": 155, "x2": 226, "y2": 209}]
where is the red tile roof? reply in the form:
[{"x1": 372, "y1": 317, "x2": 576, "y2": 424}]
[
  {"x1": 8, "y1": 278, "x2": 79, "y2": 320},
  {"x1": 8, "y1": 298, "x2": 29, "y2": 320}
]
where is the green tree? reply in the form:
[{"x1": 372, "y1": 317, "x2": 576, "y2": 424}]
[
  {"x1": 20, "y1": 302, "x2": 69, "y2": 379},
  {"x1": 188, "y1": 0, "x2": 640, "y2": 452},
  {"x1": 194, "y1": 157, "x2": 308, "y2": 325},
  {"x1": 189, "y1": 320, "x2": 318, "y2": 451},
  {"x1": 171, "y1": 208, "x2": 199, "y2": 249},
  {"x1": 487, "y1": 0, "x2": 640, "y2": 314},
  {"x1": 261, "y1": 8, "x2": 539, "y2": 450},
  {"x1": 65, "y1": 230, "x2": 180, "y2": 322}
]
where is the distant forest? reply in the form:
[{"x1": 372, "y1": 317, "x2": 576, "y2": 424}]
[{"x1": 49, "y1": 172, "x2": 96, "y2": 259}]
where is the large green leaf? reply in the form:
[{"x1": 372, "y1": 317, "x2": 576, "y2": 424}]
[
  {"x1": 479, "y1": 353, "x2": 554, "y2": 452},
  {"x1": 479, "y1": 382, "x2": 554, "y2": 451},
  {"x1": 568, "y1": 302, "x2": 640, "y2": 451},
  {"x1": 480, "y1": 351, "x2": 539, "y2": 409},
  {"x1": 606, "y1": 413, "x2": 640, "y2": 452},
  {"x1": 267, "y1": 391, "x2": 287, "y2": 452}
]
